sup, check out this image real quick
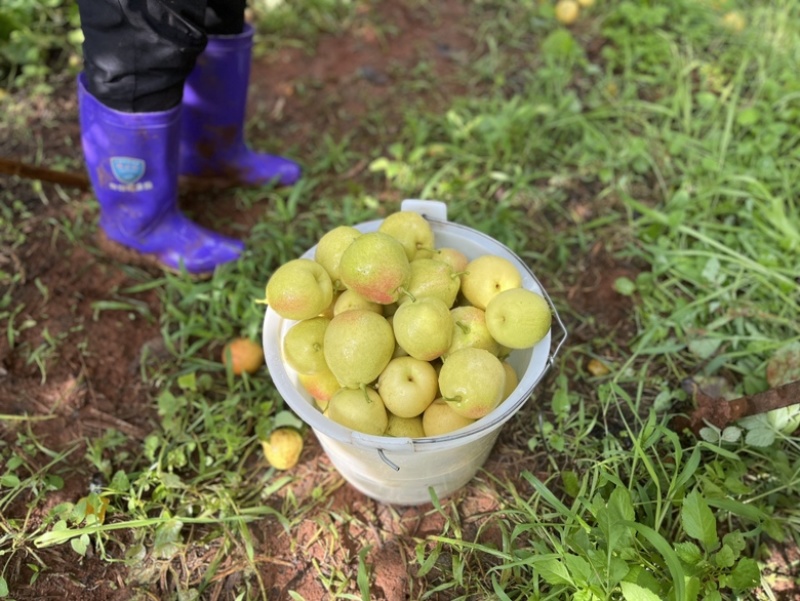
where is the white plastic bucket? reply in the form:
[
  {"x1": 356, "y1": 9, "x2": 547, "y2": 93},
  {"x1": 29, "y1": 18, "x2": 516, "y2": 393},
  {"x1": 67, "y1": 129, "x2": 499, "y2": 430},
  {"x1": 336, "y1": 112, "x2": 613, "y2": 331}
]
[{"x1": 262, "y1": 200, "x2": 567, "y2": 505}]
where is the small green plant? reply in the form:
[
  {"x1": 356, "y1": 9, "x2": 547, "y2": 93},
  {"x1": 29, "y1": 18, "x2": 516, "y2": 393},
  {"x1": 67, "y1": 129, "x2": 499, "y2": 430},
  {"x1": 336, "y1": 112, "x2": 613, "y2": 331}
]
[
  {"x1": 0, "y1": 432, "x2": 76, "y2": 595},
  {"x1": 0, "y1": 0, "x2": 82, "y2": 89}
]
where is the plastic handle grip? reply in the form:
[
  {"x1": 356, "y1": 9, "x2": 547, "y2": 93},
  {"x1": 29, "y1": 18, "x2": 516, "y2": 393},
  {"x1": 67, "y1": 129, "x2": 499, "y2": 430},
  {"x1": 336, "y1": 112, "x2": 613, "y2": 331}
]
[{"x1": 400, "y1": 199, "x2": 448, "y2": 222}]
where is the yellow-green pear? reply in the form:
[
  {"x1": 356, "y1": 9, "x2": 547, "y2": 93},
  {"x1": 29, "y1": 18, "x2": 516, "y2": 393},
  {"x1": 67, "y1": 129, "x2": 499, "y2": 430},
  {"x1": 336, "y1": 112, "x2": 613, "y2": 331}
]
[
  {"x1": 282, "y1": 316, "x2": 330, "y2": 375},
  {"x1": 378, "y1": 211, "x2": 435, "y2": 261},
  {"x1": 261, "y1": 259, "x2": 333, "y2": 320},
  {"x1": 398, "y1": 258, "x2": 460, "y2": 308},
  {"x1": 392, "y1": 297, "x2": 453, "y2": 361},
  {"x1": 314, "y1": 225, "x2": 362, "y2": 290},
  {"x1": 323, "y1": 309, "x2": 395, "y2": 388},
  {"x1": 386, "y1": 414, "x2": 426, "y2": 438},
  {"x1": 485, "y1": 288, "x2": 551, "y2": 349},
  {"x1": 339, "y1": 232, "x2": 411, "y2": 304},
  {"x1": 460, "y1": 255, "x2": 522, "y2": 310},
  {"x1": 326, "y1": 386, "x2": 389, "y2": 436},
  {"x1": 438, "y1": 348, "x2": 506, "y2": 419},
  {"x1": 422, "y1": 398, "x2": 476, "y2": 437}
]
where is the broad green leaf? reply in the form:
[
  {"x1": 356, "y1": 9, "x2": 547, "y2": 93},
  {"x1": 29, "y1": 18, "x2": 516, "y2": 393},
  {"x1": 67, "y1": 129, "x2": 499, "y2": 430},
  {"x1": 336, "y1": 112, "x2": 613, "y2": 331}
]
[
  {"x1": 110, "y1": 470, "x2": 130, "y2": 492},
  {"x1": 157, "y1": 390, "x2": 185, "y2": 418},
  {"x1": 614, "y1": 276, "x2": 636, "y2": 296},
  {"x1": 736, "y1": 107, "x2": 761, "y2": 126},
  {"x1": 728, "y1": 558, "x2": 761, "y2": 593},
  {"x1": 681, "y1": 491, "x2": 718, "y2": 550},
  {"x1": 535, "y1": 557, "x2": 573, "y2": 586},
  {"x1": 0, "y1": 575, "x2": 8, "y2": 597},
  {"x1": 573, "y1": 589, "x2": 601, "y2": 601},
  {"x1": 272, "y1": 410, "x2": 304, "y2": 431},
  {"x1": 70, "y1": 533, "x2": 89, "y2": 556},
  {"x1": 562, "y1": 470, "x2": 580, "y2": 498},
  {"x1": 722, "y1": 531, "x2": 745, "y2": 555},
  {"x1": 762, "y1": 517, "x2": 786, "y2": 542},
  {"x1": 607, "y1": 557, "x2": 630, "y2": 588},
  {"x1": 701, "y1": 256, "x2": 721, "y2": 282},
  {"x1": 714, "y1": 544, "x2": 736, "y2": 568},
  {"x1": 685, "y1": 575, "x2": 701, "y2": 601},
  {"x1": 687, "y1": 338, "x2": 722, "y2": 360},
  {"x1": 743, "y1": 427, "x2": 775, "y2": 447},
  {"x1": 720, "y1": 426, "x2": 741, "y2": 443},
  {"x1": 44, "y1": 474, "x2": 64, "y2": 490},
  {"x1": 564, "y1": 554, "x2": 592, "y2": 587},
  {"x1": 5, "y1": 455, "x2": 22, "y2": 471},
  {"x1": 606, "y1": 487, "x2": 635, "y2": 551},
  {"x1": 609, "y1": 487, "x2": 635, "y2": 522},
  {"x1": 620, "y1": 581, "x2": 661, "y2": 601},
  {"x1": 704, "y1": 590, "x2": 722, "y2": 601},
  {"x1": 541, "y1": 29, "x2": 579, "y2": 61},
  {"x1": 153, "y1": 519, "x2": 183, "y2": 559},
  {"x1": 674, "y1": 541, "x2": 703, "y2": 565},
  {"x1": 698, "y1": 426, "x2": 721, "y2": 443},
  {"x1": 624, "y1": 565, "x2": 663, "y2": 595},
  {"x1": 177, "y1": 372, "x2": 196, "y2": 391},
  {"x1": 0, "y1": 474, "x2": 20, "y2": 488}
]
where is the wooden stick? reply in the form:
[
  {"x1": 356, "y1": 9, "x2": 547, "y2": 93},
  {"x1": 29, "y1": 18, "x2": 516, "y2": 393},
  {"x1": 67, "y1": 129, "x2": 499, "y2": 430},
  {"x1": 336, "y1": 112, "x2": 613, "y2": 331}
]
[
  {"x1": 0, "y1": 157, "x2": 90, "y2": 190},
  {"x1": 681, "y1": 378, "x2": 800, "y2": 434}
]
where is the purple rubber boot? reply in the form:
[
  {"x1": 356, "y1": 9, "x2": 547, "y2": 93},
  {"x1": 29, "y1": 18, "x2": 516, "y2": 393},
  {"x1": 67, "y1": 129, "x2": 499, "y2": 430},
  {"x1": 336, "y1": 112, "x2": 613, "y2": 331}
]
[
  {"x1": 179, "y1": 24, "x2": 301, "y2": 187},
  {"x1": 78, "y1": 74, "x2": 245, "y2": 275}
]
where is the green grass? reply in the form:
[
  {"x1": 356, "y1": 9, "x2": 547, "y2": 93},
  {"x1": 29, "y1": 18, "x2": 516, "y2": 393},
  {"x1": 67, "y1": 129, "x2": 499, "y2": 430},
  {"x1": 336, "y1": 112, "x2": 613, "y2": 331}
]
[{"x1": 2, "y1": 0, "x2": 800, "y2": 599}]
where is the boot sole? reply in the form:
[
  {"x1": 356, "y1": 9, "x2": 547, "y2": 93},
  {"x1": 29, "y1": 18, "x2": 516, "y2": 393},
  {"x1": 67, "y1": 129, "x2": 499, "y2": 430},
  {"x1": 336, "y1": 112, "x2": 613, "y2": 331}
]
[
  {"x1": 95, "y1": 230, "x2": 214, "y2": 280},
  {"x1": 179, "y1": 174, "x2": 257, "y2": 192}
]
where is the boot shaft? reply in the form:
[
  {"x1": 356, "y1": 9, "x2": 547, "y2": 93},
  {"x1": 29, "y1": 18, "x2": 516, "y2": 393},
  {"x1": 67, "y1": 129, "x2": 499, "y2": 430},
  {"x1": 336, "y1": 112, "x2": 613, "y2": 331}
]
[
  {"x1": 78, "y1": 73, "x2": 244, "y2": 273},
  {"x1": 183, "y1": 24, "x2": 255, "y2": 132},
  {"x1": 178, "y1": 24, "x2": 301, "y2": 187},
  {"x1": 78, "y1": 72, "x2": 181, "y2": 239}
]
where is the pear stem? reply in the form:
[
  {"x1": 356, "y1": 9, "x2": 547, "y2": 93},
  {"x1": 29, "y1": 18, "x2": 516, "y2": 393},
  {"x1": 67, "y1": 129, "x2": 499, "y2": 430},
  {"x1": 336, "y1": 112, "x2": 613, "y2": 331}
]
[
  {"x1": 398, "y1": 287, "x2": 416, "y2": 303},
  {"x1": 360, "y1": 382, "x2": 373, "y2": 404}
]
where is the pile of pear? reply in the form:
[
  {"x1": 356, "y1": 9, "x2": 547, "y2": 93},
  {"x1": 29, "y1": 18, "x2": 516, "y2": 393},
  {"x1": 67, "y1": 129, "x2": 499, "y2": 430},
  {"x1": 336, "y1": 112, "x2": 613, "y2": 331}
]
[{"x1": 260, "y1": 211, "x2": 552, "y2": 438}]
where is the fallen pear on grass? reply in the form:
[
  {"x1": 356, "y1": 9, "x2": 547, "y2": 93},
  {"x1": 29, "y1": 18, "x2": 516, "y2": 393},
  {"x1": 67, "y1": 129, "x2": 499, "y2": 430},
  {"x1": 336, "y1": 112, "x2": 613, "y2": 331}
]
[{"x1": 261, "y1": 428, "x2": 304, "y2": 470}]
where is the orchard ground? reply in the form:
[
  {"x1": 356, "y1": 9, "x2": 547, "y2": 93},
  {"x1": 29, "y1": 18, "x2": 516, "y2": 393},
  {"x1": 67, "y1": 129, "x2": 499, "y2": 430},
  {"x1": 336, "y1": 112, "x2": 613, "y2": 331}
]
[{"x1": 2, "y1": 1, "x2": 800, "y2": 600}]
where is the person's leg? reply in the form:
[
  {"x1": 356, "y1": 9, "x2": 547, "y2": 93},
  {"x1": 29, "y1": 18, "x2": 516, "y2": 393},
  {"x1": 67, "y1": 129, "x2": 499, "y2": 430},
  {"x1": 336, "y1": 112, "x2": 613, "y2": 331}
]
[
  {"x1": 78, "y1": 0, "x2": 207, "y2": 111},
  {"x1": 76, "y1": 0, "x2": 244, "y2": 274},
  {"x1": 179, "y1": 0, "x2": 301, "y2": 187}
]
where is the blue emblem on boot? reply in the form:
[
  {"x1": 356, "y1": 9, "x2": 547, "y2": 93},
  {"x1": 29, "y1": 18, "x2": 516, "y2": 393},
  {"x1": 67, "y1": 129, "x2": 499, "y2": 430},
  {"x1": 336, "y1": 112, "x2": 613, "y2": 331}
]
[{"x1": 110, "y1": 157, "x2": 145, "y2": 184}]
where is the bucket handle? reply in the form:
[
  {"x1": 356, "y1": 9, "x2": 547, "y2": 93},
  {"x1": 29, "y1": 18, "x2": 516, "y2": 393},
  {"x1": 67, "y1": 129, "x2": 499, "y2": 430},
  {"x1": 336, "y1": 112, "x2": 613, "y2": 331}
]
[
  {"x1": 350, "y1": 432, "x2": 406, "y2": 471},
  {"x1": 544, "y1": 285, "x2": 569, "y2": 368},
  {"x1": 401, "y1": 199, "x2": 449, "y2": 222},
  {"x1": 377, "y1": 449, "x2": 401, "y2": 471}
]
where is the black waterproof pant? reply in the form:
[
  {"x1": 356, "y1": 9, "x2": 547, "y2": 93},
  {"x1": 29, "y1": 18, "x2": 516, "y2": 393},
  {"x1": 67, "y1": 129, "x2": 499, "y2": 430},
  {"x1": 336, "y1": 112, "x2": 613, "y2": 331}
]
[{"x1": 77, "y1": 0, "x2": 247, "y2": 112}]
